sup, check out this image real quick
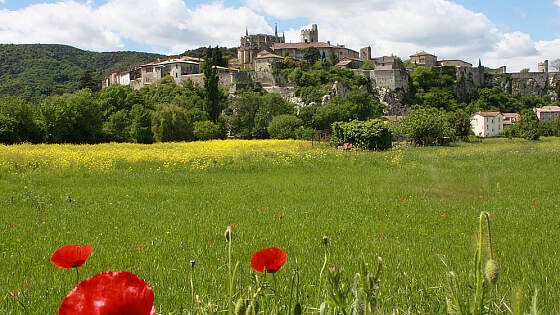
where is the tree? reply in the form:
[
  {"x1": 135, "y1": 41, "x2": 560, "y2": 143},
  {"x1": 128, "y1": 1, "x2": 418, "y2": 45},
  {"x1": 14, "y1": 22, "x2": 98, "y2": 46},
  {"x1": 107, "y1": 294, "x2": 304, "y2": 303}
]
[
  {"x1": 103, "y1": 110, "x2": 131, "y2": 142},
  {"x1": 331, "y1": 119, "x2": 392, "y2": 150},
  {"x1": 520, "y1": 68, "x2": 530, "y2": 73},
  {"x1": 0, "y1": 96, "x2": 43, "y2": 144},
  {"x1": 193, "y1": 120, "x2": 224, "y2": 140},
  {"x1": 203, "y1": 47, "x2": 222, "y2": 123},
  {"x1": 314, "y1": 89, "x2": 383, "y2": 130},
  {"x1": 78, "y1": 70, "x2": 100, "y2": 92},
  {"x1": 398, "y1": 106, "x2": 448, "y2": 145},
  {"x1": 39, "y1": 89, "x2": 102, "y2": 143},
  {"x1": 267, "y1": 115, "x2": 302, "y2": 139},
  {"x1": 302, "y1": 47, "x2": 321, "y2": 64},
  {"x1": 129, "y1": 104, "x2": 153, "y2": 144},
  {"x1": 518, "y1": 109, "x2": 541, "y2": 140},
  {"x1": 151, "y1": 103, "x2": 193, "y2": 142},
  {"x1": 359, "y1": 61, "x2": 375, "y2": 70},
  {"x1": 450, "y1": 109, "x2": 473, "y2": 141}
]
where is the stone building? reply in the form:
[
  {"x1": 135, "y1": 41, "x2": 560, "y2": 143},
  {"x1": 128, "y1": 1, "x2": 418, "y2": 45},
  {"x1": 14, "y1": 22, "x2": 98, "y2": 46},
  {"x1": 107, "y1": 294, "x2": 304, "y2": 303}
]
[
  {"x1": 335, "y1": 58, "x2": 364, "y2": 69},
  {"x1": 410, "y1": 51, "x2": 438, "y2": 67},
  {"x1": 301, "y1": 24, "x2": 319, "y2": 43},
  {"x1": 254, "y1": 50, "x2": 284, "y2": 72},
  {"x1": 535, "y1": 105, "x2": 560, "y2": 121},
  {"x1": 538, "y1": 60, "x2": 549, "y2": 73},
  {"x1": 272, "y1": 41, "x2": 358, "y2": 61},
  {"x1": 237, "y1": 25, "x2": 285, "y2": 69},
  {"x1": 360, "y1": 47, "x2": 372, "y2": 60}
]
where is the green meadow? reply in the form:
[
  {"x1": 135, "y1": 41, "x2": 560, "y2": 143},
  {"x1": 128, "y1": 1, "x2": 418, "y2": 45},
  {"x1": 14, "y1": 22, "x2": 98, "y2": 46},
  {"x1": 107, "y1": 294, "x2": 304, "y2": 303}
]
[{"x1": 1, "y1": 138, "x2": 560, "y2": 314}]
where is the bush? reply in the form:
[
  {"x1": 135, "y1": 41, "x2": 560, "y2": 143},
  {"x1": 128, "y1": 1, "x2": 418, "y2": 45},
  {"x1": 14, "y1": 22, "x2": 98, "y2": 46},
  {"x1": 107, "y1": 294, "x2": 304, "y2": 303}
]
[
  {"x1": 331, "y1": 119, "x2": 392, "y2": 150},
  {"x1": 540, "y1": 120, "x2": 559, "y2": 137},
  {"x1": 193, "y1": 120, "x2": 223, "y2": 141},
  {"x1": 151, "y1": 103, "x2": 193, "y2": 142},
  {"x1": 398, "y1": 107, "x2": 451, "y2": 145},
  {"x1": 267, "y1": 115, "x2": 302, "y2": 139},
  {"x1": 0, "y1": 96, "x2": 43, "y2": 144}
]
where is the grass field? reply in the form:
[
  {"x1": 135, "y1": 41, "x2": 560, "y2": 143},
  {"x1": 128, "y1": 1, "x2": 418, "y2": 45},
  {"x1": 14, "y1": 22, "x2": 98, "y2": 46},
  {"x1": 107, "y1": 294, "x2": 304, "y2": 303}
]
[{"x1": 1, "y1": 139, "x2": 560, "y2": 314}]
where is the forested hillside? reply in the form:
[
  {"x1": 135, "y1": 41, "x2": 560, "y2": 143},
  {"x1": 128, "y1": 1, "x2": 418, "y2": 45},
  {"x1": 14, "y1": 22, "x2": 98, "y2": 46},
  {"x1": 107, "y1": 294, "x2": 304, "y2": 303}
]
[{"x1": 0, "y1": 44, "x2": 165, "y2": 103}]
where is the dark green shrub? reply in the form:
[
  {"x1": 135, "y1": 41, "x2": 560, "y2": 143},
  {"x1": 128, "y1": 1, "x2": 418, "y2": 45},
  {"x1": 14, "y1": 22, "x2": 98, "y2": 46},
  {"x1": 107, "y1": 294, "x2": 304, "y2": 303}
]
[
  {"x1": 331, "y1": 119, "x2": 392, "y2": 150},
  {"x1": 398, "y1": 107, "x2": 449, "y2": 145},
  {"x1": 193, "y1": 120, "x2": 223, "y2": 140},
  {"x1": 151, "y1": 103, "x2": 193, "y2": 142},
  {"x1": 267, "y1": 115, "x2": 302, "y2": 139}
]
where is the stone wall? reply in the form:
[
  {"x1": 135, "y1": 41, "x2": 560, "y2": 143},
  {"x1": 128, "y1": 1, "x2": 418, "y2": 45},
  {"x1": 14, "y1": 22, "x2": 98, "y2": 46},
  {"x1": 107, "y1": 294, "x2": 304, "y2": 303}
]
[
  {"x1": 485, "y1": 72, "x2": 560, "y2": 101},
  {"x1": 351, "y1": 69, "x2": 410, "y2": 92}
]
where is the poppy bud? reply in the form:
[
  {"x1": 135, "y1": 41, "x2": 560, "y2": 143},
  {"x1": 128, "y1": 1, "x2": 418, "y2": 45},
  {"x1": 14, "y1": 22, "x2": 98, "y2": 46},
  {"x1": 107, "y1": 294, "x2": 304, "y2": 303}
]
[
  {"x1": 294, "y1": 302, "x2": 302, "y2": 315},
  {"x1": 484, "y1": 259, "x2": 499, "y2": 286},
  {"x1": 225, "y1": 226, "x2": 233, "y2": 243},
  {"x1": 234, "y1": 298, "x2": 248, "y2": 315},
  {"x1": 322, "y1": 236, "x2": 328, "y2": 246},
  {"x1": 190, "y1": 260, "x2": 196, "y2": 268}
]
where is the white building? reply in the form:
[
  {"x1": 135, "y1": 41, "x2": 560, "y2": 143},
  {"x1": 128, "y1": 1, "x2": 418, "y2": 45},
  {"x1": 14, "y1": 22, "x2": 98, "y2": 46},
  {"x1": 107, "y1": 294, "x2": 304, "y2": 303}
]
[{"x1": 471, "y1": 112, "x2": 504, "y2": 137}]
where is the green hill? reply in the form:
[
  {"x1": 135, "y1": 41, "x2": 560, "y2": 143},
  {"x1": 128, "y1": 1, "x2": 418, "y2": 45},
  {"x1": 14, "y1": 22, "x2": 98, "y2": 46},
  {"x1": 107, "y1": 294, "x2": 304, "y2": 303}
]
[{"x1": 0, "y1": 44, "x2": 166, "y2": 103}]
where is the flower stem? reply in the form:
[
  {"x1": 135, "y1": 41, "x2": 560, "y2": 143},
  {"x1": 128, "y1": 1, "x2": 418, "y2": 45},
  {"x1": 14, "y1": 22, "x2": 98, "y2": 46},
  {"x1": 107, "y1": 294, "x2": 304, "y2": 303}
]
[{"x1": 75, "y1": 267, "x2": 79, "y2": 286}]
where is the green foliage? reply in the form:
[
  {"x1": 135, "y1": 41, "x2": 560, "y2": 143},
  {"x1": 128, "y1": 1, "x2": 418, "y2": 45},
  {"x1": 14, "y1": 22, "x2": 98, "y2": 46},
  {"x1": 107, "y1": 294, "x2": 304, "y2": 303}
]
[
  {"x1": 129, "y1": 104, "x2": 154, "y2": 144},
  {"x1": 181, "y1": 46, "x2": 237, "y2": 64},
  {"x1": 193, "y1": 120, "x2": 224, "y2": 141},
  {"x1": 302, "y1": 47, "x2": 321, "y2": 64},
  {"x1": 539, "y1": 120, "x2": 559, "y2": 137},
  {"x1": 331, "y1": 119, "x2": 392, "y2": 150},
  {"x1": 103, "y1": 110, "x2": 131, "y2": 142},
  {"x1": 39, "y1": 89, "x2": 102, "y2": 144},
  {"x1": 398, "y1": 106, "x2": 452, "y2": 145},
  {"x1": 314, "y1": 90, "x2": 384, "y2": 130},
  {"x1": 504, "y1": 110, "x2": 541, "y2": 140},
  {"x1": 0, "y1": 96, "x2": 43, "y2": 144},
  {"x1": 151, "y1": 103, "x2": 194, "y2": 142},
  {"x1": 203, "y1": 47, "x2": 223, "y2": 122},
  {"x1": 228, "y1": 90, "x2": 293, "y2": 139},
  {"x1": 450, "y1": 109, "x2": 473, "y2": 141},
  {"x1": 267, "y1": 115, "x2": 303, "y2": 139},
  {"x1": 359, "y1": 61, "x2": 375, "y2": 70},
  {"x1": 445, "y1": 213, "x2": 498, "y2": 315},
  {"x1": 0, "y1": 44, "x2": 164, "y2": 103},
  {"x1": 520, "y1": 68, "x2": 530, "y2": 73}
]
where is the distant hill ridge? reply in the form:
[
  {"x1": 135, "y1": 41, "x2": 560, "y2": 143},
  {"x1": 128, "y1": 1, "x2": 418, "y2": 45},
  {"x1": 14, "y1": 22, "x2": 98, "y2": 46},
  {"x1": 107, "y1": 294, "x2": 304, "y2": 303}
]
[{"x1": 0, "y1": 44, "x2": 237, "y2": 103}]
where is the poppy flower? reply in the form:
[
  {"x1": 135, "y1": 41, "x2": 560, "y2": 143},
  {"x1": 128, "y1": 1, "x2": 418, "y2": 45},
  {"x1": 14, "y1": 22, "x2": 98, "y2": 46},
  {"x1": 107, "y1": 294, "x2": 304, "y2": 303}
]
[
  {"x1": 24, "y1": 283, "x2": 29, "y2": 287},
  {"x1": 250, "y1": 247, "x2": 287, "y2": 273},
  {"x1": 58, "y1": 271, "x2": 156, "y2": 315},
  {"x1": 51, "y1": 244, "x2": 93, "y2": 269},
  {"x1": 138, "y1": 245, "x2": 144, "y2": 249},
  {"x1": 10, "y1": 292, "x2": 20, "y2": 296}
]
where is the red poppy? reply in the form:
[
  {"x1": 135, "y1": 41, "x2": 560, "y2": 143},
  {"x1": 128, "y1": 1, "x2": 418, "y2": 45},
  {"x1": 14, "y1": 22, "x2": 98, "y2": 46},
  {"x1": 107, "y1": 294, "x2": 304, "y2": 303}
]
[
  {"x1": 24, "y1": 283, "x2": 29, "y2": 287},
  {"x1": 11, "y1": 223, "x2": 14, "y2": 227},
  {"x1": 380, "y1": 234, "x2": 385, "y2": 237},
  {"x1": 138, "y1": 245, "x2": 144, "y2": 249},
  {"x1": 10, "y1": 292, "x2": 20, "y2": 296},
  {"x1": 483, "y1": 197, "x2": 487, "y2": 200},
  {"x1": 58, "y1": 271, "x2": 156, "y2": 315},
  {"x1": 208, "y1": 241, "x2": 213, "y2": 245},
  {"x1": 250, "y1": 247, "x2": 287, "y2": 273},
  {"x1": 536, "y1": 202, "x2": 540, "y2": 205},
  {"x1": 279, "y1": 216, "x2": 283, "y2": 219},
  {"x1": 51, "y1": 244, "x2": 93, "y2": 269},
  {"x1": 400, "y1": 200, "x2": 404, "y2": 203},
  {"x1": 377, "y1": 211, "x2": 381, "y2": 215},
  {"x1": 258, "y1": 208, "x2": 263, "y2": 211}
]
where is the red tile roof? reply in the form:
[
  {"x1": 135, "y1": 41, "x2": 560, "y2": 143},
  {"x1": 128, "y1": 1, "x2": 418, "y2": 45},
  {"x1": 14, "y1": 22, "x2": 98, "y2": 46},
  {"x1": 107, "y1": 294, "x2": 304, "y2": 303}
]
[{"x1": 474, "y1": 111, "x2": 502, "y2": 117}]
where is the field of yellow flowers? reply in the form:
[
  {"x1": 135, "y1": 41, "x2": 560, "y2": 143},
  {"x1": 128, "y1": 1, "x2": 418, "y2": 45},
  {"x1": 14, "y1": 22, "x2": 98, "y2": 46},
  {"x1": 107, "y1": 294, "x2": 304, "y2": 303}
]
[{"x1": 2, "y1": 138, "x2": 560, "y2": 314}]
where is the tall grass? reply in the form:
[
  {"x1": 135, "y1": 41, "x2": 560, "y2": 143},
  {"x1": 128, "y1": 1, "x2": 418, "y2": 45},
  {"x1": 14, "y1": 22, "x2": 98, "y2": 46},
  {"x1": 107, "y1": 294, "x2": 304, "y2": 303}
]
[{"x1": 1, "y1": 138, "x2": 559, "y2": 313}]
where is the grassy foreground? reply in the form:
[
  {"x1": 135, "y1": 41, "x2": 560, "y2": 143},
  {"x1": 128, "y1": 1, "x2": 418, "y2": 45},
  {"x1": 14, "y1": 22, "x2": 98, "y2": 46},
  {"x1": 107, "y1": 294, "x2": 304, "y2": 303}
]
[{"x1": 1, "y1": 139, "x2": 560, "y2": 314}]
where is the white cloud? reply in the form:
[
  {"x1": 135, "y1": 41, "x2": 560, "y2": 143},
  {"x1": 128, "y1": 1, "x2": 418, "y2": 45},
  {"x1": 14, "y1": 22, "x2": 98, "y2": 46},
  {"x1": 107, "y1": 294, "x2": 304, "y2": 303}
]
[
  {"x1": 0, "y1": 0, "x2": 270, "y2": 53},
  {"x1": 246, "y1": 0, "x2": 555, "y2": 72},
  {"x1": 555, "y1": 0, "x2": 560, "y2": 7}
]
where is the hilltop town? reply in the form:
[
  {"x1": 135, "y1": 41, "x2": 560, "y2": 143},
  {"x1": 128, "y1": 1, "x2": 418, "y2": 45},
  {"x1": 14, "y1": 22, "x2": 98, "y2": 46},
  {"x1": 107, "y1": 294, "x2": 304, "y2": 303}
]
[{"x1": 103, "y1": 24, "x2": 560, "y2": 123}]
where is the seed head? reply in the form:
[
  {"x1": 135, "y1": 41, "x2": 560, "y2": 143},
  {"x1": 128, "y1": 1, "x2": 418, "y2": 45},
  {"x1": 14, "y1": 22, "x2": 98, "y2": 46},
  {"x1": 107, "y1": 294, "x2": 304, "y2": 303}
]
[
  {"x1": 225, "y1": 226, "x2": 233, "y2": 243},
  {"x1": 484, "y1": 259, "x2": 499, "y2": 286},
  {"x1": 322, "y1": 236, "x2": 328, "y2": 246},
  {"x1": 293, "y1": 302, "x2": 302, "y2": 315},
  {"x1": 234, "y1": 298, "x2": 248, "y2": 315}
]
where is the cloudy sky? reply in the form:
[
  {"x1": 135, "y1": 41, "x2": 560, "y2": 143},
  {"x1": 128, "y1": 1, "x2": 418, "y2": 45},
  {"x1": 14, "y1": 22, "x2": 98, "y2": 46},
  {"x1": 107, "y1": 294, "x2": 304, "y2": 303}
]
[{"x1": 1, "y1": 0, "x2": 559, "y2": 71}]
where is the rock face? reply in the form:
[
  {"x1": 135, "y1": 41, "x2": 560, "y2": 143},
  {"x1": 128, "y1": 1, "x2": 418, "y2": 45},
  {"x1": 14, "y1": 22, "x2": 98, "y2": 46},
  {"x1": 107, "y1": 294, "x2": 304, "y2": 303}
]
[
  {"x1": 485, "y1": 72, "x2": 560, "y2": 101},
  {"x1": 373, "y1": 87, "x2": 410, "y2": 116}
]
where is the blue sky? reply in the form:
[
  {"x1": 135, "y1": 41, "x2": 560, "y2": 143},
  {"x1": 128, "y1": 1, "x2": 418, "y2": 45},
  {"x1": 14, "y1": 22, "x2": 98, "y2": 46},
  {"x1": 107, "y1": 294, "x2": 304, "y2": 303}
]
[{"x1": 1, "y1": 0, "x2": 559, "y2": 71}]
